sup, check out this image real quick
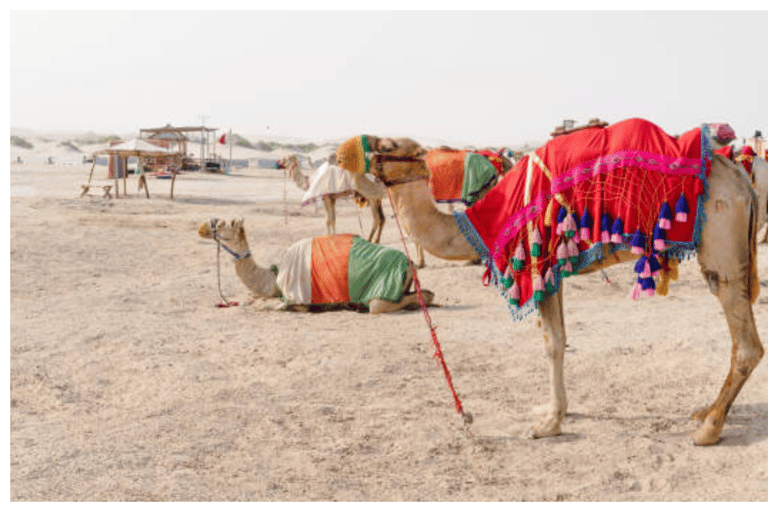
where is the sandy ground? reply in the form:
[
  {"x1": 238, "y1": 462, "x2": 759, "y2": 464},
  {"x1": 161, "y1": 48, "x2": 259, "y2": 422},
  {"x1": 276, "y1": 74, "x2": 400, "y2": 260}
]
[{"x1": 9, "y1": 160, "x2": 768, "y2": 501}]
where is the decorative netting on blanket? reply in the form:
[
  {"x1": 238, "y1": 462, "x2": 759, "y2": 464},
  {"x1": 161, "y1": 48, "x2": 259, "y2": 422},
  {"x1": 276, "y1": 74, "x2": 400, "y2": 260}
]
[{"x1": 455, "y1": 118, "x2": 712, "y2": 321}]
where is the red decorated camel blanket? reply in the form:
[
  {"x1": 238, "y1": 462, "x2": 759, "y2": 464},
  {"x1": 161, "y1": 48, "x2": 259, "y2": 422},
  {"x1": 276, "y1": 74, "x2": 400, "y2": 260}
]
[{"x1": 455, "y1": 118, "x2": 712, "y2": 320}]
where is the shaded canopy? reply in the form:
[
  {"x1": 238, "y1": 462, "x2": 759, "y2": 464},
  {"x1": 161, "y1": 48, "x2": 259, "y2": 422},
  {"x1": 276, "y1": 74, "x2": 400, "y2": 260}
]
[{"x1": 92, "y1": 138, "x2": 181, "y2": 157}]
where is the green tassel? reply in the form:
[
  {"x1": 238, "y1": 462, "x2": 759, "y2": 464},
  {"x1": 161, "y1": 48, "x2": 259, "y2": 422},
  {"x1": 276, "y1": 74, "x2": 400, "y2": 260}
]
[
  {"x1": 513, "y1": 259, "x2": 524, "y2": 271},
  {"x1": 533, "y1": 290, "x2": 545, "y2": 302},
  {"x1": 501, "y1": 276, "x2": 513, "y2": 288},
  {"x1": 508, "y1": 297, "x2": 519, "y2": 307},
  {"x1": 531, "y1": 243, "x2": 542, "y2": 257}
]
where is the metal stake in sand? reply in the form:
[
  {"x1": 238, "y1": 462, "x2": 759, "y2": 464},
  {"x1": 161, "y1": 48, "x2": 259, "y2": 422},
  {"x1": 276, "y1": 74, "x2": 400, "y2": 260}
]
[{"x1": 385, "y1": 188, "x2": 473, "y2": 426}]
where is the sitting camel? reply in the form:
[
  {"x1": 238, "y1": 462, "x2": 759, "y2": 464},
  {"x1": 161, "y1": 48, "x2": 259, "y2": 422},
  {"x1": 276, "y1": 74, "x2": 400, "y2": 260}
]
[
  {"x1": 279, "y1": 153, "x2": 386, "y2": 243},
  {"x1": 336, "y1": 120, "x2": 763, "y2": 446},
  {"x1": 198, "y1": 217, "x2": 433, "y2": 314}
]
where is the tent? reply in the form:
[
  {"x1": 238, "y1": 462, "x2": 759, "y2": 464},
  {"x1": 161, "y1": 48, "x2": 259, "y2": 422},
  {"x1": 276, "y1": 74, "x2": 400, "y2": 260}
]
[{"x1": 91, "y1": 139, "x2": 182, "y2": 198}]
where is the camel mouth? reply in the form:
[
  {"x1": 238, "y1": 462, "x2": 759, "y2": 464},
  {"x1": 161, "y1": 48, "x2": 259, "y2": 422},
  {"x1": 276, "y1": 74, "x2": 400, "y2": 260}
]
[
  {"x1": 198, "y1": 222, "x2": 213, "y2": 239},
  {"x1": 336, "y1": 135, "x2": 371, "y2": 175}
]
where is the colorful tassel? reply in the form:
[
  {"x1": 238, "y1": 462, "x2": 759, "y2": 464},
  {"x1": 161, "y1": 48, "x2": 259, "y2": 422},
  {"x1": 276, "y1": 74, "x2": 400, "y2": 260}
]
[
  {"x1": 567, "y1": 239, "x2": 579, "y2": 264},
  {"x1": 530, "y1": 226, "x2": 543, "y2": 257},
  {"x1": 648, "y1": 254, "x2": 663, "y2": 277},
  {"x1": 675, "y1": 193, "x2": 689, "y2": 222},
  {"x1": 500, "y1": 266, "x2": 513, "y2": 289},
  {"x1": 556, "y1": 240, "x2": 568, "y2": 266},
  {"x1": 556, "y1": 206, "x2": 568, "y2": 235},
  {"x1": 512, "y1": 241, "x2": 526, "y2": 271},
  {"x1": 544, "y1": 267, "x2": 555, "y2": 293},
  {"x1": 630, "y1": 229, "x2": 645, "y2": 255},
  {"x1": 633, "y1": 255, "x2": 648, "y2": 276},
  {"x1": 600, "y1": 213, "x2": 612, "y2": 244},
  {"x1": 579, "y1": 210, "x2": 592, "y2": 241},
  {"x1": 533, "y1": 274, "x2": 545, "y2": 302},
  {"x1": 508, "y1": 281, "x2": 520, "y2": 307},
  {"x1": 564, "y1": 212, "x2": 577, "y2": 239},
  {"x1": 653, "y1": 225, "x2": 666, "y2": 251},
  {"x1": 658, "y1": 202, "x2": 673, "y2": 230},
  {"x1": 630, "y1": 279, "x2": 642, "y2": 300},
  {"x1": 640, "y1": 277, "x2": 656, "y2": 297},
  {"x1": 610, "y1": 218, "x2": 624, "y2": 244},
  {"x1": 561, "y1": 259, "x2": 573, "y2": 277}
]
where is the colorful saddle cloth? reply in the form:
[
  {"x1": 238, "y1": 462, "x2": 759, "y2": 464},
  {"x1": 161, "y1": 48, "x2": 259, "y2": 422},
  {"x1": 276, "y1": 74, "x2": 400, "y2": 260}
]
[
  {"x1": 276, "y1": 234, "x2": 410, "y2": 306},
  {"x1": 301, "y1": 162, "x2": 355, "y2": 205},
  {"x1": 426, "y1": 148, "x2": 498, "y2": 205},
  {"x1": 455, "y1": 118, "x2": 712, "y2": 321},
  {"x1": 473, "y1": 149, "x2": 508, "y2": 174}
]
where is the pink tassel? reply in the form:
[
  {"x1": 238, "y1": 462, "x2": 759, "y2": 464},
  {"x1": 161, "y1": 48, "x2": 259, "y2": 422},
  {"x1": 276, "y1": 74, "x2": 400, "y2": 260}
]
[
  {"x1": 643, "y1": 287, "x2": 655, "y2": 297},
  {"x1": 514, "y1": 242, "x2": 526, "y2": 261},
  {"x1": 556, "y1": 241, "x2": 568, "y2": 262},
  {"x1": 556, "y1": 222, "x2": 564, "y2": 236},
  {"x1": 631, "y1": 245, "x2": 644, "y2": 255},
  {"x1": 545, "y1": 267, "x2": 555, "y2": 286},
  {"x1": 610, "y1": 233, "x2": 623, "y2": 244},
  {"x1": 630, "y1": 282, "x2": 642, "y2": 300},
  {"x1": 659, "y1": 219, "x2": 672, "y2": 230},
  {"x1": 563, "y1": 260, "x2": 573, "y2": 273},
  {"x1": 533, "y1": 274, "x2": 545, "y2": 291},
  {"x1": 675, "y1": 212, "x2": 688, "y2": 223},
  {"x1": 531, "y1": 227, "x2": 543, "y2": 245},
  {"x1": 509, "y1": 281, "x2": 520, "y2": 300},
  {"x1": 580, "y1": 227, "x2": 590, "y2": 240},
  {"x1": 567, "y1": 239, "x2": 579, "y2": 258},
  {"x1": 601, "y1": 231, "x2": 610, "y2": 244},
  {"x1": 640, "y1": 261, "x2": 651, "y2": 278},
  {"x1": 654, "y1": 239, "x2": 666, "y2": 251}
]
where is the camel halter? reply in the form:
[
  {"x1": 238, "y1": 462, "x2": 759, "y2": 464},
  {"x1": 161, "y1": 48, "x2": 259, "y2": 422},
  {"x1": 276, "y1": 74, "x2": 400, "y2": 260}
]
[
  {"x1": 209, "y1": 218, "x2": 251, "y2": 307},
  {"x1": 367, "y1": 153, "x2": 429, "y2": 187}
]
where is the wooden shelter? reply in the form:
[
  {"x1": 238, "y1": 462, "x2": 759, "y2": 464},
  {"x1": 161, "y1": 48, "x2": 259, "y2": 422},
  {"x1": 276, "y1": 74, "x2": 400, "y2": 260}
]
[
  {"x1": 139, "y1": 124, "x2": 218, "y2": 169},
  {"x1": 92, "y1": 138, "x2": 182, "y2": 199}
]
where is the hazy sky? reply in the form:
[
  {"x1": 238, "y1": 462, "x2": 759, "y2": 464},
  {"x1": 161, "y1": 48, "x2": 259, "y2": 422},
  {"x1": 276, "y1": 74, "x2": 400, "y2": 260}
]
[{"x1": 10, "y1": 9, "x2": 768, "y2": 146}]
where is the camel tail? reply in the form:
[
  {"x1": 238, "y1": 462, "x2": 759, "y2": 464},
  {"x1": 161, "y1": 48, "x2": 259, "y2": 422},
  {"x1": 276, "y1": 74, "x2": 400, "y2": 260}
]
[{"x1": 748, "y1": 186, "x2": 760, "y2": 304}]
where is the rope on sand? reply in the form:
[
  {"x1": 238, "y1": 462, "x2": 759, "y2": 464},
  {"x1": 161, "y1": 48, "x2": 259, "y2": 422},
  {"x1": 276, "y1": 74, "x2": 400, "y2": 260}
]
[{"x1": 385, "y1": 188, "x2": 473, "y2": 426}]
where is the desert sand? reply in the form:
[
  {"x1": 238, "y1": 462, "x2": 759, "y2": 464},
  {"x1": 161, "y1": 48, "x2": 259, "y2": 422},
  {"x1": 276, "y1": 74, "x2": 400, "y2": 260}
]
[{"x1": 9, "y1": 138, "x2": 768, "y2": 501}]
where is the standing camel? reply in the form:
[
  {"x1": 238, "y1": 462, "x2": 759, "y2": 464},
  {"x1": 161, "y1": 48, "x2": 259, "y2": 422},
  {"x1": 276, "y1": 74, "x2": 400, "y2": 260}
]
[
  {"x1": 198, "y1": 217, "x2": 433, "y2": 314},
  {"x1": 336, "y1": 119, "x2": 763, "y2": 446},
  {"x1": 279, "y1": 154, "x2": 386, "y2": 243}
]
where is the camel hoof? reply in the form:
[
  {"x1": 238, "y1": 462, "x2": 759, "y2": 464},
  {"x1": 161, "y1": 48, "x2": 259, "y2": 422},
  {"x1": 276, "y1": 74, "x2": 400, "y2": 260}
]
[
  {"x1": 689, "y1": 417, "x2": 722, "y2": 446},
  {"x1": 525, "y1": 418, "x2": 562, "y2": 439},
  {"x1": 420, "y1": 290, "x2": 435, "y2": 306}
]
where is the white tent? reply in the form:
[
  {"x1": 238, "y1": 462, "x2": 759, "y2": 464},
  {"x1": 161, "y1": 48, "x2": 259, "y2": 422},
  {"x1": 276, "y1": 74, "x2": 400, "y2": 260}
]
[{"x1": 91, "y1": 139, "x2": 182, "y2": 198}]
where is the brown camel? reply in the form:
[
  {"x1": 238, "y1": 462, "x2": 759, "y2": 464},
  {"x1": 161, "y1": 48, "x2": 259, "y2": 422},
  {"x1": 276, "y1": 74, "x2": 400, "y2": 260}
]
[
  {"x1": 279, "y1": 154, "x2": 386, "y2": 243},
  {"x1": 198, "y1": 217, "x2": 433, "y2": 314},
  {"x1": 336, "y1": 128, "x2": 763, "y2": 446}
]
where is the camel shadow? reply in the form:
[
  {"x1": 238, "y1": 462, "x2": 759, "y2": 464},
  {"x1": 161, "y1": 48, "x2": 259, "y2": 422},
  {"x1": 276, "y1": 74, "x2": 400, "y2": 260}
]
[{"x1": 566, "y1": 402, "x2": 768, "y2": 446}]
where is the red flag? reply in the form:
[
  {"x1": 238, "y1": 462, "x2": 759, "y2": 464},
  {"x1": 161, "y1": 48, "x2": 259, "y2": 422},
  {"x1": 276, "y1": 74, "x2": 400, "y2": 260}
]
[{"x1": 219, "y1": 134, "x2": 226, "y2": 145}]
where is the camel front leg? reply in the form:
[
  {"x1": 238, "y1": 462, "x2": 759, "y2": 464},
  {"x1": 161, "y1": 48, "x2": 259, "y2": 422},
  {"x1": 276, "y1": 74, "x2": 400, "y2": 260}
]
[
  {"x1": 414, "y1": 243, "x2": 425, "y2": 268},
  {"x1": 368, "y1": 200, "x2": 385, "y2": 244},
  {"x1": 690, "y1": 273, "x2": 763, "y2": 445},
  {"x1": 527, "y1": 287, "x2": 568, "y2": 439}
]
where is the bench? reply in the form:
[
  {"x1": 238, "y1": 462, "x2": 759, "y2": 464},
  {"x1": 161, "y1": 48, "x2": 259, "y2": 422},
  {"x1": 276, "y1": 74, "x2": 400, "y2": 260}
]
[{"x1": 80, "y1": 182, "x2": 113, "y2": 199}]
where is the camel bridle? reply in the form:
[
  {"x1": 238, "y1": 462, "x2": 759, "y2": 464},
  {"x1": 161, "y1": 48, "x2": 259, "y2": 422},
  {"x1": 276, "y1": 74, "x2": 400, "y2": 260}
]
[
  {"x1": 209, "y1": 218, "x2": 251, "y2": 261},
  {"x1": 367, "y1": 152, "x2": 429, "y2": 187}
]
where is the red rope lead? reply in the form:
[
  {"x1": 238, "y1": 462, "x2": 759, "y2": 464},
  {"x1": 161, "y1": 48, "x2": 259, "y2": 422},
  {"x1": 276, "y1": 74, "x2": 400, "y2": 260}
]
[{"x1": 385, "y1": 188, "x2": 472, "y2": 425}]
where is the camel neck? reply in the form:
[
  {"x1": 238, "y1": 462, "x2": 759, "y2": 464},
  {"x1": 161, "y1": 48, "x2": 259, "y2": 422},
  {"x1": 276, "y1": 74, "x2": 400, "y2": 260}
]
[
  {"x1": 387, "y1": 180, "x2": 477, "y2": 261},
  {"x1": 233, "y1": 256, "x2": 279, "y2": 298}
]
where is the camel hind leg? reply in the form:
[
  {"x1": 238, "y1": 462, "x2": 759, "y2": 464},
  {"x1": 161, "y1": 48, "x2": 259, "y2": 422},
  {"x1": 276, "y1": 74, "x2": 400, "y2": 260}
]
[
  {"x1": 368, "y1": 267, "x2": 433, "y2": 314},
  {"x1": 322, "y1": 196, "x2": 336, "y2": 236},
  {"x1": 527, "y1": 286, "x2": 568, "y2": 438},
  {"x1": 691, "y1": 167, "x2": 763, "y2": 445}
]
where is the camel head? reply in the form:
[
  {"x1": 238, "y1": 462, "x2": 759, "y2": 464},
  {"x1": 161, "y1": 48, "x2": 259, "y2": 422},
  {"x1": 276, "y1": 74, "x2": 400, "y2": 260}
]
[
  {"x1": 707, "y1": 123, "x2": 737, "y2": 150},
  {"x1": 198, "y1": 217, "x2": 248, "y2": 247},
  {"x1": 336, "y1": 135, "x2": 429, "y2": 186}
]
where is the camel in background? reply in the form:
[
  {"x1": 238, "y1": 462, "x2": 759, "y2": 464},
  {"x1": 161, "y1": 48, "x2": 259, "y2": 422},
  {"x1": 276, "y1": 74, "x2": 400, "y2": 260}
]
[
  {"x1": 198, "y1": 217, "x2": 433, "y2": 314},
  {"x1": 336, "y1": 129, "x2": 762, "y2": 446},
  {"x1": 279, "y1": 154, "x2": 386, "y2": 243}
]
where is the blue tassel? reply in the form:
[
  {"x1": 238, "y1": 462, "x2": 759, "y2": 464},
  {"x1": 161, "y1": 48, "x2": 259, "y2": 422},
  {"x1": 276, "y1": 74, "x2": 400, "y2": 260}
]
[
  {"x1": 648, "y1": 254, "x2": 663, "y2": 276},
  {"x1": 556, "y1": 205, "x2": 568, "y2": 224},
  {"x1": 610, "y1": 218, "x2": 624, "y2": 243},
  {"x1": 658, "y1": 202, "x2": 673, "y2": 230},
  {"x1": 633, "y1": 255, "x2": 648, "y2": 274},
  {"x1": 600, "y1": 213, "x2": 612, "y2": 243},
  {"x1": 579, "y1": 210, "x2": 592, "y2": 240},
  {"x1": 675, "y1": 193, "x2": 689, "y2": 222},
  {"x1": 630, "y1": 229, "x2": 645, "y2": 255},
  {"x1": 653, "y1": 225, "x2": 667, "y2": 251}
]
